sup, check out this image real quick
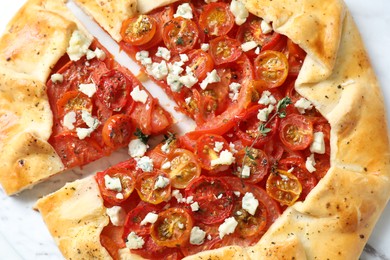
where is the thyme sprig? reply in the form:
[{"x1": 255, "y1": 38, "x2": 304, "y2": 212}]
[{"x1": 134, "y1": 128, "x2": 149, "y2": 144}]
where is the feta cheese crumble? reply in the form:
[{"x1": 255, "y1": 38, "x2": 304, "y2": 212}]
[
  {"x1": 258, "y1": 90, "x2": 277, "y2": 105},
  {"x1": 230, "y1": 0, "x2": 249, "y2": 25},
  {"x1": 155, "y1": 47, "x2": 171, "y2": 61},
  {"x1": 63, "y1": 111, "x2": 76, "y2": 130},
  {"x1": 213, "y1": 141, "x2": 225, "y2": 153},
  {"x1": 136, "y1": 51, "x2": 152, "y2": 66},
  {"x1": 190, "y1": 226, "x2": 206, "y2": 245},
  {"x1": 130, "y1": 86, "x2": 148, "y2": 104},
  {"x1": 136, "y1": 156, "x2": 154, "y2": 172},
  {"x1": 104, "y1": 175, "x2": 122, "y2": 192},
  {"x1": 242, "y1": 192, "x2": 259, "y2": 215},
  {"x1": 147, "y1": 61, "x2": 169, "y2": 80},
  {"x1": 241, "y1": 165, "x2": 251, "y2": 178},
  {"x1": 241, "y1": 41, "x2": 258, "y2": 52},
  {"x1": 200, "y1": 69, "x2": 220, "y2": 90},
  {"x1": 140, "y1": 212, "x2": 159, "y2": 226},
  {"x1": 78, "y1": 83, "x2": 97, "y2": 97},
  {"x1": 51, "y1": 73, "x2": 63, "y2": 84},
  {"x1": 106, "y1": 206, "x2": 126, "y2": 226},
  {"x1": 201, "y1": 43, "x2": 210, "y2": 52},
  {"x1": 295, "y1": 97, "x2": 313, "y2": 114},
  {"x1": 229, "y1": 82, "x2": 241, "y2": 101},
  {"x1": 257, "y1": 104, "x2": 275, "y2": 122},
  {"x1": 67, "y1": 30, "x2": 92, "y2": 61},
  {"x1": 154, "y1": 175, "x2": 170, "y2": 189},
  {"x1": 310, "y1": 132, "x2": 326, "y2": 154},
  {"x1": 126, "y1": 232, "x2": 145, "y2": 249},
  {"x1": 218, "y1": 217, "x2": 238, "y2": 239},
  {"x1": 306, "y1": 154, "x2": 317, "y2": 173},
  {"x1": 210, "y1": 150, "x2": 235, "y2": 166},
  {"x1": 128, "y1": 139, "x2": 148, "y2": 158},
  {"x1": 260, "y1": 20, "x2": 273, "y2": 34},
  {"x1": 190, "y1": 202, "x2": 200, "y2": 211},
  {"x1": 174, "y1": 3, "x2": 193, "y2": 19}
]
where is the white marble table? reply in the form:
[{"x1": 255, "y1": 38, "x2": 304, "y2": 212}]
[{"x1": 0, "y1": 0, "x2": 389, "y2": 259}]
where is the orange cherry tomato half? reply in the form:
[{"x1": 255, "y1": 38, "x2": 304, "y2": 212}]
[
  {"x1": 161, "y1": 148, "x2": 201, "y2": 189},
  {"x1": 121, "y1": 15, "x2": 157, "y2": 46},
  {"x1": 266, "y1": 169, "x2": 302, "y2": 206},
  {"x1": 102, "y1": 114, "x2": 134, "y2": 149},
  {"x1": 234, "y1": 147, "x2": 270, "y2": 184},
  {"x1": 209, "y1": 36, "x2": 242, "y2": 65},
  {"x1": 195, "y1": 134, "x2": 230, "y2": 172},
  {"x1": 56, "y1": 90, "x2": 93, "y2": 118},
  {"x1": 96, "y1": 69, "x2": 132, "y2": 112},
  {"x1": 254, "y1": 50, "x2": 289, "y2": 88},
  {"x1": 199, "y1": 3, "x2": 234, "y2": 37},
  {"x1": 135, "y1": 171, "x2": 171, "y2": 204},
  {"x1": 162, "y1": 17, "x2": 199, "y2": 53},
  {"x1": 95, "y1": 163, "x2": 136, "y2": 205},
  {"x1": 279, "y1": 114, "x2": 313, "y2": 151},
  {"x1": 150, "y1": 208, "x2": 193, "y2": 247}
]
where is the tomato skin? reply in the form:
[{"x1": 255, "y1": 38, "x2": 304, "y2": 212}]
[
  {"x1": 56, "y1": 91, "x2": 93, "y2": 123},
  {"x1": 209, "y1": 36, "x2": 242, "y2": 65},
  {"x1": 135, "y1": 171, "x2": 171, "y2": 204},
  {"x1": 279, "y1": 114, "x2": 314, "y2": 151},
  {"x1": 234, "y1": 148, "x2": 270, "y2": 184},
  {"x1": 199, "y1": 3, "x2": 234, "y2": 37},
  {"x1": 286, "y1": 39, "x2": 306, "y2": 77},
  {"x1": 266, "y1": 169, "x2": 302, "y2": 206},
  {"x1": 102, "y1": 114, "x2": 134, "y2": 149},
  {"x1": 162, "y1": 17, "x2": 199, "y2": 53},
  {"x1": 150, "y1": 208, "x2": 193, "y2": 247},
  {"x1": 161, "y1": 148, "x2": 201, "y2": 189},
  {"x1": 121, "y1": 15, "x2": 157, "y2": 46},
  {"x1": 254, "y1": 50, "x2": 289, "y2": 88},
  {"x1": 186, "y1": 49, "x2": 214, "y2": 81},
  {"x1": 96, "y1": 69, "x2": 132, "y2": 112},
  {"x1": 195, "y1": 134, "x2": 230, "y2": 172},
  {"x1": 123, "y1": 203, "x2": 162, "y2": 238}
]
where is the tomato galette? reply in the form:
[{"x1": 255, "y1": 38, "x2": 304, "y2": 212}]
[{"x1": 1, "y1": 0, "x2": 389, "y2": 259}]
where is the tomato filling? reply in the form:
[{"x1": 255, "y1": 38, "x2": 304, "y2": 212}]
[
  {"x1": 46, "y1": 40, "x2": 172, "y2": 169},
  {"x1": 97, "y1": 1, "x2": 329, "y2": 259}
]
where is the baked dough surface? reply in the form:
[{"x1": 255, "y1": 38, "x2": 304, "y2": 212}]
[{"x1": 30, "y1": 0, "x2": 390, "y2": 259}]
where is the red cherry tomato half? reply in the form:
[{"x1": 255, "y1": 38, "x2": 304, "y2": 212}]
[
  {"x1": 150, "y1": 208, "x2": 193, "y2": 247},
  {"x1": 209, "y1": 36, "x2": 242, "y2": 65},
  {"x1": 162, "y1": 17, "x2": 199, "y2": 53},
  {"x1": 96, "y1": 69, "x2": 132, "y2": 112},
  {"x1": 102, "y1": 114, "x2": 134, "y2": 149},
  {"x1": 279, "y1": 114, "x2": 313, "y2": 151},
  {"x1": 123, "y1": 203, "x2": 162, "y2": 238},
  {"x1": 234, "y1": 147, "x2": 270, "y2": 184},
  {"x1": 56, "y1": 90, "x2": 93, "y2": 118},
  {"x1": 199, "y1": 3, "x2": 234, "y2": 37},
  {"x1": 195, "y1": 134, "x2": 230, "y2": 171},
  {"x1": 254, "y1": 50, "x2": 289, "y2": 88},
  {"x1": 121, "y1": 15, "x2": 157, "y2": 46}
]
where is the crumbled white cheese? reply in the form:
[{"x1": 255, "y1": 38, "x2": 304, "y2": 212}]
[
  {"x1": 125, "y1": 232, "x2": 145, "y2": 249},
  {"x1": 51, "y1": 73, "x2": 63, "y2": 84},
  {"x1": 161, "y1": 142, "x2": 170, "y2": 153},
  {"x1": 295, "y1": 97, "x2": 313, "y2": 114},
  {"x1": 167, "y1": 74, "x2": 183, "y2": 92},
  {"x1": 116, "y1": 193, "x2": 124, "y2": 200},
  {"x1": 179, "y1": 72, "x2": 198, "y2": 88},
  {"x1": 130, "y1": 86, "x2": 149, "y2": 104},
  {"x1": 218, "y1": 217, "x2": 238, "y2": 239},
  {"x1": 230, "y1": 0, "x2": 249, "y2": 25},
  {"x1": 75, "y1": 128, "x2": 92, "y2": 140},
  {"x1": 190, "y1": 226, "x2": 206, "y2": 245},
  {"x1": 174, "y1": 3, "x2": 193, "y2": 20},
  {"x1": 136, "y1": 51, "x2": 152, "y2": 66},
  {"x1": 172, "y1": 190, "x2": 185, "y2": 203},
  {"x1": 104, "y1": 175, "x2": 122, "y2": 192},
  {"x1": 241, "y1": 165, "x2": 251, "y2": 178},
  {"x1": 229, "y1": 82, "x2": 241, "y2": 101},
  {"x1": 241, "y1": 41, "x2": 258, "y2": 52},
  {"x1": 161, "y1": 161, "x2": 171, "y2": 170},
  {"x1": 180, "y1": 54, "x2": 189, "y2": 63},
  {"x1": 147, "y1": 61, "x2": 169, "y2": 80},
  {"x1": 310, "y1": 132, "x2": 326, "y2": 154},
  {"x1": 242, "y1": 192, "x2": 259, "y2": 215},
  {"x1": 255, "y1": 47, "x2": 261, "y2": 55},
  {"x1": 94, "y1": 48, "x2": 106, "y2": 60},
  {"x1": 128, "y1": 139, "x2": 148, "y2": 158},
  {"x1": 106, "y1": 206, "x2": 126, "y2": 226},
  {"x1": 81, "y1": 110, "x2": 99, "y2": 129},
  {"x1": 213, "y1": 141, "x2": 225, "y2": 153},
  {"x1": 200, "y1": 69, "x2": 220, "y2": 90},
  {"x1": 78, "y1": 83, "x2": 97, "y2": 98},
  {"x1": 234, "y1": 191, "x2": 241, "y2": 197},
  {"x1": 67, "y1": 30, "x2": 92, "y2": 61},
  {"x1": 63, "y1": 111, "x2": 76, "y2": 130},
  {"x1": 201, "y1": 43, "x2": 210, "y2": 52},
  {"x1": 136, "y1": 156, "x2": 154, "y2": 172},
  {"x1": 190, "y1": 202, "x2": 200, "y2": 211},
  {"x1": 185, "y1": 97, "x2": 192, "y2": 105},
  {"x1": 236, "y1": 210, "x2": 243, "y2": 216},
  {"x1": 210, "y1": 150, "x2": 235, "y2": 166},
  {"x1": 140, "y1": 212, "x2": 159, "y2": 226},
  {"x1": 186, "y1": 196, "x2": 194, "y2": 204},
  {"x1": 257, "y1": 104, "x2": 275, "y2": 122},
  {"x1": 258, "y1": 90, "x2": 277, "y2": 105},
  {"x1": 168, "y1": 61, "x2": 185, "y2": 75},
  {"x1": 261, "y1": 20, "x2": 273, "y2": 34},
  {"x1": 86, "y1": 49, "x2": 96, "y2": 60},
  {"x1": 229, "y1": 143, "x2": 238, "y2": 154},
  {"x1": 306, "y1": 154, "x2": 317, "y2": 173},
  {"x1": 155, "y1": 47, "x2": 171, "y2": 61},
  {"x1": 154, "y1": 175, "x2": 170, "y2": 189}
]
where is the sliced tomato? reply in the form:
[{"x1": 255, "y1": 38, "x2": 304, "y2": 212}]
[
  {"x1": 236, "y1": 104, "x2": 280, "y2": 148},
  {"x1": 102, "y1": 114, "x2": 134, "y2": 149},
  {"x1": 50, "y1": 132, "x2": 103, "y2": 168},
  {"x1": 254, "y1": 50, "x2": 289, "y2": 88},
  {"x1": 132, "y1": 236, "x2": 183, "y2": 259},
  {"x1": 56, "y1": 90, "x2": 93, "y2": 121},
  {"x1": 195, "y1": 134, "x2": 230, "y2": 172},
  {"x1": 100, "y1": 224, "x2": 125, "y2": 260},
  {"x1": 135, "y1": 171, "x2": 171, "y2": 204},
  {"x1": 186, "y1": 49, "x2": 214, "y2": 81},
  {"x1": 121, "y1": 15, "x2": 157, "y2": 46},
  {"x1": 185, "y1": 176, "x2": 234, "y2": 224},
  {"x1": 234, "y1": 147, "x2": 270, "y2": 184},
  {"x1": 161, "y1": 148, "x2": 201, "y2": 189},
  {"x1": 96, "y1": 69, "x2": 132, "y2": 112},
  {"x1": 209, "y1": 36, "x2": 242, "y2": 65},
  {"x1": 150, "y1": 208, "x2": 193, "y2": 247},
  {"x1": 123, "y1": 203, "x2": 162, "y2": 238},
  {"x1": 150, "y1": 103, "x2": 173, "y2": 134},
  {"x1": 162, "y1": 17, "x2": 199, "y2": 53},
  {"x1": 95, "y1": 162, "x2": 137, "y2": 205},
  {"x1": 279, "y1": 114, "x2": 313, "y2": 151},
  {"x1": 199, "y1": 3, "x2": 234, "y2": 37},
  {"x1": 286, "y1": 39, "x2": 306, "y2": 77}
]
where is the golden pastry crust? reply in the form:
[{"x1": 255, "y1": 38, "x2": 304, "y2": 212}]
[
  {"x1": 34, "y1": 0, "x2": 390, "y2": 259},
  {"x1": 72, "y1": 0, "x2": 138, "y2": 42}
]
